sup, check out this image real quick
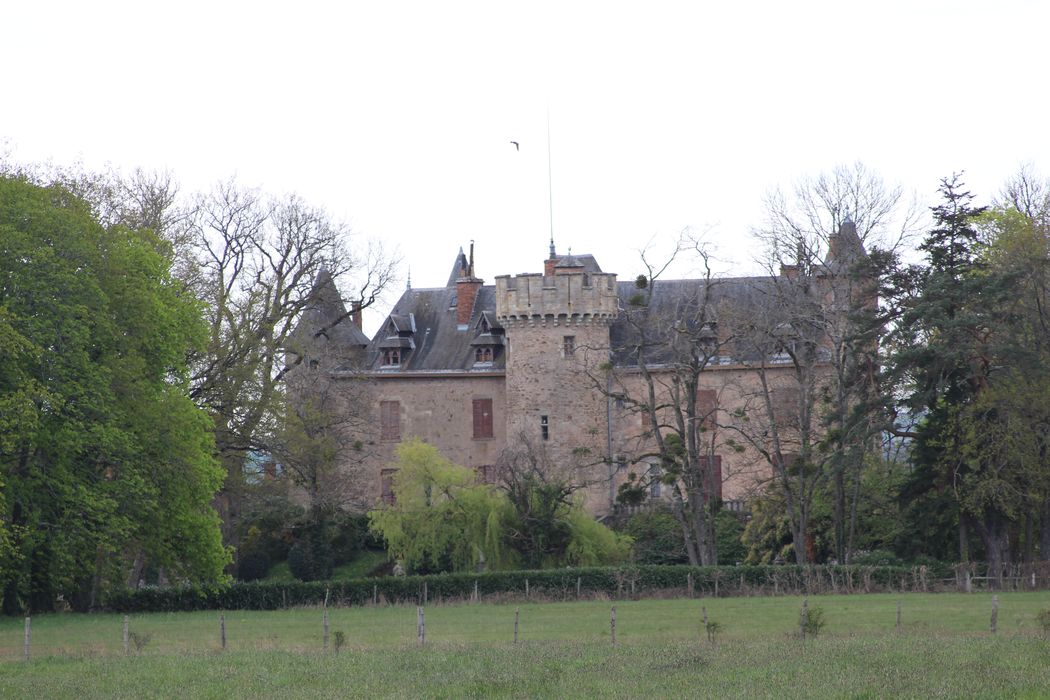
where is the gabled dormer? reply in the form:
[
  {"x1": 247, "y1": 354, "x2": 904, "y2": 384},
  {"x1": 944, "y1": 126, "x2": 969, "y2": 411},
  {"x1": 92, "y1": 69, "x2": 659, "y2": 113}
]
[
  {"x1": 469, "y1": 310, "x2": 505, "y2": 366},
  {"x1": 377, "y1": 312, "x2": 416, "y2": 368}
]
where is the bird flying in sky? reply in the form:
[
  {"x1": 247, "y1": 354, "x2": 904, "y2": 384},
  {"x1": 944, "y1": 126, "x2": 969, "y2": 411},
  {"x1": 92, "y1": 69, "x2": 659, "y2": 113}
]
[{"x1": 510, "y1": 141, "x2": 519, "y2": 151}]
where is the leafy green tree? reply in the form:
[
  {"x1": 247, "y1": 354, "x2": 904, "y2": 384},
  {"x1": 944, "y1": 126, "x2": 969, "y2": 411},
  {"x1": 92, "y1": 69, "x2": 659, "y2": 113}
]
[
  {"x1": 0, "y1": 177, "x2": 228, "y2": 612},
  {"x1": 369, "y1": 440, "x2": 512, "y2": 572},
  {"x1": 369, "y1": 440, "x2": 631, "y2": 573}
]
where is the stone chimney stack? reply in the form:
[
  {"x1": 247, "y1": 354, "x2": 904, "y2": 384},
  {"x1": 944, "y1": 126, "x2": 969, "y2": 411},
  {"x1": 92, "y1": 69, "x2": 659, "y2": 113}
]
[{"x1": 456, "y1": 240, "x2": 483, "y2": 327}]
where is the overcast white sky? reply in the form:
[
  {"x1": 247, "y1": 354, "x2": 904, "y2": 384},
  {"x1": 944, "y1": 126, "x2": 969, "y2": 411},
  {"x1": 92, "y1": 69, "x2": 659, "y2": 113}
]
[{"x1": 5, "y1": 1, "x2": 1050, "y2": 330}]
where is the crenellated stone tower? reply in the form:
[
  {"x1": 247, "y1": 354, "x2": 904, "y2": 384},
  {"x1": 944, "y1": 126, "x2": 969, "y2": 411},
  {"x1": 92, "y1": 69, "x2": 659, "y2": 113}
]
[{"x1": 495, "y1": 249, "x2": 619, "y2": 512}]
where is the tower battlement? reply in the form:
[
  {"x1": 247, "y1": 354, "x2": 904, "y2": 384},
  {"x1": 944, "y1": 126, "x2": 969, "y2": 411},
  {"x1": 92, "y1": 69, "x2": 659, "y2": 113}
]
[{"x1": 495, "y1": 270, "x2": 619, "y2": 322}]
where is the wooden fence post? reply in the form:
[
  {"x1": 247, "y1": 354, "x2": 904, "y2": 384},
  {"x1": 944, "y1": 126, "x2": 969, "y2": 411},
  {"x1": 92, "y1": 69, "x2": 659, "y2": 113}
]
[
  {"x1": 418, "y1": 607, "x2": 426, "y2": 646},
  {"x1": 687, "y1": 572, "x2": 694, "y2": 598},
  {"x1": 525, "y1": 578, "x2": 529, "y2": 600},
  {"x1": 373, "y1": 584, "x2": 378, "y2": 606},
  {"x1": 610, "y1": 606, "x2": 617, "y2": 647},
  {"x1": 473, "y1": 580, "x2": 479, "y2": 603},
  {"x1": 799, "y1": 599, "x2": 808, "y2": 642},
  {"x1": 514, "y1": 608, "x2": 520, "y2": 644},
  {"x1": 990, "y1": 595, "x2": 999, "y2": 634},
  {"x1": 23, "y1": 617, "x2": 30, "y2": 662},
  {"x1": 576, "y1": 576, "x2": 581, "y2": 599},
  {"x1": 220, "y1": 613, "x2": 227, "y2": 651},
  {"x1": 702, "y1": 605, "x2": 709, "y2": 641},
  {"x1": 896, "y1": 600, "x2": 902, "y2": 634},
  {"x1": 323, "y1": 608, "x2": 330, "y2": 651},
  {"x1": 123, "y1": 615, "x2": 130, "y2": 654}
]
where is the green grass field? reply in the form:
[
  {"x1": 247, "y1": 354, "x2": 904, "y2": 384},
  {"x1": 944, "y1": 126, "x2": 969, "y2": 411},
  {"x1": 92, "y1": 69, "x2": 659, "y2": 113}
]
[{"x1": 3, "y1": 592, "x2": 1050, "y2": 698}]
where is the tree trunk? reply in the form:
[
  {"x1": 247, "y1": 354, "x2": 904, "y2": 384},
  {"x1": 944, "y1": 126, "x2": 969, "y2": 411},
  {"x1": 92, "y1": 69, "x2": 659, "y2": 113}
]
[
  {"x1": 126, "y1": 549, "x2": 147, "y2": 588},
  {"x1": 833, "y1": 466, "x2": 845, "y2": 563},
  {"x1": 958, "y1": 516, "x2": 970, "y2": 563},
  {"x1": 672, "y1": 499, "x2": 700, "y2": 566},
  {"x1": 976, "y1": 513, "x2": 1009, "y2": 591},
  {"x1": 845, "y1": 454, "x2": 863, "y2": 564},
  {"x1": 1041, "y1": 495, "x2": 1050, "y2": 561}
]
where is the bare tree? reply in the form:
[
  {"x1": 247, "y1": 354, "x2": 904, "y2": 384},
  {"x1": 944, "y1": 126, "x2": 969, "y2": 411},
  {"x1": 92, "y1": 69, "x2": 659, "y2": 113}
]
[
  {"x1": 182, "y1": 180, "x2": 398, "y2": 547},
  {"x1": 996, "y1": 163, "x2": 1050, "y2": 225},
  {"x1": 594, "y1": 234, "x2": 734, "y2": 566},
  {"x1": 756, "y1": 161, "x2": 923, "y2": 262}
]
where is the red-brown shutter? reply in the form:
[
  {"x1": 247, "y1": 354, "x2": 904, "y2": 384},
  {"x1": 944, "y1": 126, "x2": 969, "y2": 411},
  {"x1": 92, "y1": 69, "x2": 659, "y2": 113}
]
[
  {"x1": 473, "y1": 398, "x2": 493, "y2": 439},
  {"x1": 700, "y1": 455, "x2": 723, "y2": 502},
  {"x1": 697, "y1": 389, "x2": 717, "y2": 429},
  {"x1": 381, "y1": 468, "x2": 397, "y2": 504},
  {"x1": 380, "y1": 400, "x2": 401, "y2": 441}
]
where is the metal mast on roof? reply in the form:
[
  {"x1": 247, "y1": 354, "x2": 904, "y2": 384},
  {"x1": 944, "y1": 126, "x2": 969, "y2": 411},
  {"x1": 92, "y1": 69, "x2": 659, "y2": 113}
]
[{"x1": 547, "y1": 107, "x2": 555, "y2": 258}]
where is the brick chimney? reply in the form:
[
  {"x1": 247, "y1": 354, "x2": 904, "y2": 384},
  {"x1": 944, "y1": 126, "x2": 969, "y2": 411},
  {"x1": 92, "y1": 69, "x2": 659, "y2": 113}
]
[
  {"x1": 456, "y1": 240, "x2": 482, "y2": 327},
  {"x1": 350, "y1": 301, "x2": 362, "y2": 330}
]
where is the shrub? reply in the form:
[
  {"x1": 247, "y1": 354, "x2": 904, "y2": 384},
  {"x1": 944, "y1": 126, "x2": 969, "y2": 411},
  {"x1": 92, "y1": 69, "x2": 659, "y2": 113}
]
[
  {"x1": 1036, "y1": 609, "x2": 1050, "y2": 638},
  {"x1": 128, "y1": 631, "x2": 151, "y2": 653},
  {"x1": 104, "y1": 563, "x2": 921, "y2": 613},
  {"x1": 237, "y1": 549, "x2": 271, "y2": 582},
  {"x1": 850, "y1": 549, "x2": 903, "y2": 567},
  {"x1": 288, "y1": 538, "x2": 331, "y2": 582},
  {"x1": 622, "y1": 508, "x2": 688, "y2": 565},
  {"x1": 799, "y1": 604, "x2": 826, "y2": 638}
]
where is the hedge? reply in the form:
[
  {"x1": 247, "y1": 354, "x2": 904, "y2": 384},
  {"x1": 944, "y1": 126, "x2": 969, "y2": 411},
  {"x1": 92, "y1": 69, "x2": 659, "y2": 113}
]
[{"x1": 103, "y1": 562, "x2": 954, "y2": 613}]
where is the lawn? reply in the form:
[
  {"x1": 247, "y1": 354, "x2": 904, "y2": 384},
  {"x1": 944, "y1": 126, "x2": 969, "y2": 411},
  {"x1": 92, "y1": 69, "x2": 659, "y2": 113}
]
[{"x1": 2, "y1": 592, "x2": 1050, "y2": 698}]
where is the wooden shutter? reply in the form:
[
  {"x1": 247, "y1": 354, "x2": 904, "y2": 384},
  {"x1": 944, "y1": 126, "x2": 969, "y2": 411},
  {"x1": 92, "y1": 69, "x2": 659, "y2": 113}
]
[
  {"x1": 381, "y1": 468, "x2": 397, "y2": 504},
  {"x1": 380, "y1": 400, "x2": 401, "y2": 441},
  {"x1": 473, "y1": 398, "x2": 494, "y2": 439},
  {"x1": 697, "y1": 389, "x2": 717, "y2": 429},
  {"x1": 700, "y1": 455, "x2": 723, "y2": 502}
]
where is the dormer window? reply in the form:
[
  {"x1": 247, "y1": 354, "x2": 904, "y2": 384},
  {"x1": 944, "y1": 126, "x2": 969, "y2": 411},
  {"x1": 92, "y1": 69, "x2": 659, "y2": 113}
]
[
  {"x1": 383, "y1": 349, "x2": 401, "y2": 366},
  {"x1": 470, "y1": 311, "x2": 504, "y2": 367}
]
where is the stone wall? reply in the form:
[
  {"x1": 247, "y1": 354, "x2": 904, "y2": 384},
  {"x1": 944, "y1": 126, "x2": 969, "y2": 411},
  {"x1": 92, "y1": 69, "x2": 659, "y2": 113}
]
[{"x1": 334, "y1": 372, "x2": 507, "y2": 503}]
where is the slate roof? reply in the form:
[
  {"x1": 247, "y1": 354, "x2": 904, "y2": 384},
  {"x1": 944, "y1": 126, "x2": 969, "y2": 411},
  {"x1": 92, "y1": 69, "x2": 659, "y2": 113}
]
[
  {"x1": 553, "y1": 253, "x2": 602, "y2": 274},
  {"x1": 363, "y1": 284, "x2": 505, "y2": 372},
  {"x1": 609, "y1": 276, "x2": 783, "y2": 366},
  {"x1": 291, "y1": 268, "x2": 370, "y2": 351},
  {"x1": 321, "y1": 236, "x2": 864, "y2": 372}
]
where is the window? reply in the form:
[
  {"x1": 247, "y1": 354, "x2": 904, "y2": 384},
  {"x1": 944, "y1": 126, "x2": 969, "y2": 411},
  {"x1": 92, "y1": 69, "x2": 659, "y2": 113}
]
[
  {"x1": 381, "y1": 468, "x2": 397, "y2": 505},
  {"x1": 382, "y1": 348, "x2": 401, "y2": 366},
  {"x1": 697, "y1": 389, "x2": 717, "y2": 430},
  {"x1": 648, "y1": 464, "x2": 662, "y2": 499},
  {"x1": 699, "y1": 455, "x2": 723, "y2": 502},
  {"x1": 474, "y1": 464, "x2": 496, "y2": 485},
  {"x1": 562, "y1": 335, "x2": 576, "y2": 357},
  {"x1": 474, "y1": 346, "x2": 493, "y2": 363},
  {"x1": 472, "y1": 398, "x2": 494, "y2": 439},
  {"x1": 771, "y1": 386, "x2": 801, "y2": 421},
  {"x1": 380, "y1": 400, "x2": 401, "y2": 441},
  {"x1": 540, "y1": 414, "x2": 549, "y2": 441}
]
